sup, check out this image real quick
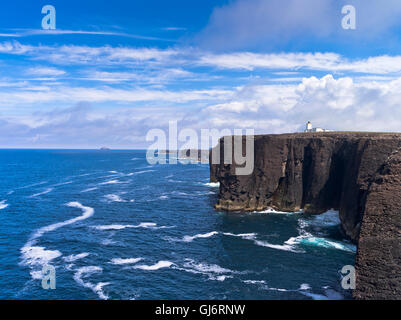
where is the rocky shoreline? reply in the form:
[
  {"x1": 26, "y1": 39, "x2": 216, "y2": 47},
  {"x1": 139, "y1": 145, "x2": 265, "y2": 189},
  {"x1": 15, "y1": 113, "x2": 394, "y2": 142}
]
[{"x1": 210, "y1": 132, "x2": 401, "y2": 299}]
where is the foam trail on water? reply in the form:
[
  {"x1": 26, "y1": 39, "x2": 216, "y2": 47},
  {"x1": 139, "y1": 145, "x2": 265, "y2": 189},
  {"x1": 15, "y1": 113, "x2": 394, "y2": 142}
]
[
  {"x1": 253, "y1": 239, "x2": 303, "y2": 253},
  {"x1": 0, "y1": 200, "x2": 8, "y2": 210},
  {"x1": 183, "y1": 231, "x2": 219, "y2": 242},
  {"x1": 93, "y1": 222, "x2": 171, "y2": 231},
  {"x1": 20, "y1": 202, "x2": 94, "y2": 279},
  {"x1": 52, "y1": 181, "x2": 73, "y2": 187},
  {"x1": 223, "y1": 232, "x2": 257, "y2": 240},
  {"x1": 73, "y1": 266, "x2": 110, "y2": 300},
  {"x1": 99, "y1": 179, "x2": 129, "y2": 185},
  {"x1": 31, "y1": 202, "x2": 94, "y2": 239},
  {"x1": 17, "y1": 181, "x2": 47, "y2": 190},
  {"x1": 63, "y1": 253, "x2": 90, "y2": 262},
  {"x1": 104, "y1": 194, "x2": 126, "y2": 202},
  {"x1": 110, "y1": 258, "x2": 143, "y2": 265},
  {"x1": 132, "y1": 170, "x2": 155, "y2": 175},
  {"x1": 242, "y1": 279, "x2": 289, "y2": 292},
  {"x1": 81, "y1": 187, "x2": 98, "y2": 193},
  {"x1": 29, "y1": 188, "x2": 53, "y2": 198},
  {"x1": 134, "y1": 261, "x2": 175, "y2": 271},
  {"x1": 174, "y1": 259, "x2": 236, "y2": 282}
]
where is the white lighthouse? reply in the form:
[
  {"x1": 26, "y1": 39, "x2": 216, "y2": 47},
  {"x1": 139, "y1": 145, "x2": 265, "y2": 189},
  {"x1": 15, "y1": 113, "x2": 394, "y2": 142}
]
[{"x1": 304, "y1": 121, "x2": 333, "y2": 133}]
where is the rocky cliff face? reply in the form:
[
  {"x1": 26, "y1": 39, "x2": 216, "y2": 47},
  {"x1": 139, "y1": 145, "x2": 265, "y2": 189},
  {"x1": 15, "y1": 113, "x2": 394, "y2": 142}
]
[
  {"x1": 354, "y1": 148, "x2": 401, "y2": 299},
  {"x1": 210, "y1": 132, "x2": 401, "y2": 299}
]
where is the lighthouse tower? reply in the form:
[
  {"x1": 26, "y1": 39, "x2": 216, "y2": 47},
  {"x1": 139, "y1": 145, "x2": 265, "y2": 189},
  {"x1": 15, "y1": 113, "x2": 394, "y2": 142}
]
[{"x1": 305, "y1": 121, "x2": 313, "y2": 132}]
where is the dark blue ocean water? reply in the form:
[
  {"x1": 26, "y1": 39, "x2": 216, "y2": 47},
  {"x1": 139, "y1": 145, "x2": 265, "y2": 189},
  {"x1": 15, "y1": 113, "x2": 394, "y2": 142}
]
[{"x1": 0, "y1": 150, "x2": 355, "y2": 300}]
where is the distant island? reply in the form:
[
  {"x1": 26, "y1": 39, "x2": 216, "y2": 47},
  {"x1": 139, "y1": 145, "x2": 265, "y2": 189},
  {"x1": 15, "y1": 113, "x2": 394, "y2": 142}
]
[{"x1": 99, "y1": 147, "x2": 111, "y2": 150}]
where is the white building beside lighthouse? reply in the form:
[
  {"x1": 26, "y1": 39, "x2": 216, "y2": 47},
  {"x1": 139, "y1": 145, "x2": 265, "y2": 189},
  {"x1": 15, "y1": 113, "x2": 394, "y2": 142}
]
[{"x1": 304, "y1": 121, "x2": 333, "y2": 133}]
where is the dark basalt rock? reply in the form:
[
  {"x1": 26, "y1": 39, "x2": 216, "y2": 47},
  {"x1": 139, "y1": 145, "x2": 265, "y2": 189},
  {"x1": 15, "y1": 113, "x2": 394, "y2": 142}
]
[
  {"x1": 354, "y1": 148, "x2": 401, "y2": 300},
  {"x1": 210, "y1": 132, "x2": 401, "y2": 299}
]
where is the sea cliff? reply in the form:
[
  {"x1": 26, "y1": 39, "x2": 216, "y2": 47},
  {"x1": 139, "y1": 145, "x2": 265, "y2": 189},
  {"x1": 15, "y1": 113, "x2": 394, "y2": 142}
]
[{"x1": 210, "y1": 132, "x2": 401, "y2": 299}]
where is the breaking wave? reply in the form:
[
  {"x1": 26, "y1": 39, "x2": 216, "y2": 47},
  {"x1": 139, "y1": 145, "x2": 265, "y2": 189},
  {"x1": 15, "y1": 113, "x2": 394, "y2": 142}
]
[{"x1": 204, "y1": 182, "x2": 220, "y2": 188}]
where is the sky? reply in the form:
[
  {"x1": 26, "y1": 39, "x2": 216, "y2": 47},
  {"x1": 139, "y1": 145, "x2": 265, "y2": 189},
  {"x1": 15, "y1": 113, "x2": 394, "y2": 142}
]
[{"x1": 2, "y1": 0, "x2": 401, "y2": 148}]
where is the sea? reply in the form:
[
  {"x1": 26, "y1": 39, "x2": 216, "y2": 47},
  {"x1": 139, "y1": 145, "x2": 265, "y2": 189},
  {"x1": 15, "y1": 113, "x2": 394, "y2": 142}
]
[{"x1": 0, "y1": 149, "x2": 356, "y2": 300}]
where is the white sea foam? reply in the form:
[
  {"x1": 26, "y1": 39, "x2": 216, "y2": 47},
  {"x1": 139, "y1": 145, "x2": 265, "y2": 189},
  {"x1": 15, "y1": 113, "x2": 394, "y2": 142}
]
[
  {"x1": 253, "y1": 239, "x2": 302, "y2": 253},
  {"x1": 242, "y1": 279, "x2": 289, "y2": 292},
  {"x1": 243, "y1": 280, "x2": 266, "y2": 285},
  {"x1": 159, "y1": 195, "x2": 169, "y2": 200},
  {"x1": 204, "y1": 182, "x2": 220, "y2": 187},
  {"x1": 176, "y1": 259, "x2": 235, "y2": 281},
  {"x1": 18, "y1": 181, "x2": 47, "y2": 189},
  {"x1": 167, "y1": 231, "x2": 257, "y2": 243},
  {"x1": 299, "y1": 283, "x2": 311, "y2": 290},
  {"x1": 134, "y1": 261, "x2": 174, "y2": 271},
  {"x1": 0, "y1": 200, "x2": 8, "y2": 210},
  {"x1": 93, "y1": 224, "x2": 133, "y2": 230},
  {"x1": 182, "y1": 231, "x2": 219, "y2": 242},
  {"x1": 222, "y1": 232, "x2": 257, "y2": 240},
  {"x1": 73, "y1": 266, "x2": 110, "y2": 300},
  {"x1": 81, "y1": 187, "x2": 98, "y2": 193},
  {"x1": 300, "y1": 209, "x2": 341, "y2": 228},
  {"x1": 101, "y1": 238, "x2": 117, "y2": 246},
  {"x1": 52, "y1": 181, "x2": 73, "y2": 187},
  {"x1": 132, "y1": 170, "x2": 155, "y2": 175},
  {"x1": 93, "y1": 222, "x2": 169, "y2": 231},
  {"x1": 99, "y1": 179, "x2": 125, "y2": 185},
  {"x1": 257, "y1": 208, "x2": 301, "y2": 215},
  {"x1": 183, "y1": 259, "x2": 233, "y2": 274},
  {"x1": 20, "y1": 202, "x2": 94, "y2": 279},
  {"x1": 31, "y1": 202, "x2": 94, "y2": 239},
  {"x1": 63, "y1": 253, "x2": 90, "y2": 262},
  {"x1": 297, "y1": 237, "x2": 356, "y2": 253},
  {"x1": 29, "y1": 188, "x2": 54, "y2": 198},
  {"x1": 20, "y1": 246, "x2": 62, "y2": 267},
  {"x1": 104, "y1": 194, "x2": 126, "y2": 202},
  {"x1": 110, "y1": 258, "x2": 143, "y2": 265}
]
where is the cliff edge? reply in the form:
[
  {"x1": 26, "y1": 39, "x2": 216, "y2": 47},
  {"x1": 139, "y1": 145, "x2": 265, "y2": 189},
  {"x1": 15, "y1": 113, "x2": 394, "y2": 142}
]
[{"x1": 210, "y1": 132, "x2": 401, "y2": 299}]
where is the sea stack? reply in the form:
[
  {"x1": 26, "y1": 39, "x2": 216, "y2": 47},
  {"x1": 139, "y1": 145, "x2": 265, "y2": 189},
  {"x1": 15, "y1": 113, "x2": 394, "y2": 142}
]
[{"x1": 210, "y1": 132, "x2": 401, "y2": 299}]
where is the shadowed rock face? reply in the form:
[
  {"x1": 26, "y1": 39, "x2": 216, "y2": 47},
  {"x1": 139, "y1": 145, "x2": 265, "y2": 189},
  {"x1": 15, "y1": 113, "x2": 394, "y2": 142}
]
[
  {"x1": 354, "y1": 148, "x2": 401, "y2": 300},
  {"x1": 210, "y1": 132, "x2": 401, "y2": 299}
]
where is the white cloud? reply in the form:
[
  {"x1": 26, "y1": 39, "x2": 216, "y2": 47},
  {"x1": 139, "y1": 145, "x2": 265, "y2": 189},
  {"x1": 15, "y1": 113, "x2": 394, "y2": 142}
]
[
  {"x1": 0, "y1": 29, "x2": 173, "y2": 42},
  {"x1": 26, "y1": 67, "x2": 66, "y2": 77},
  {"x1": 0, "y1": 85, "x2": 232, "y2": 107},
  {"x1": 197, "y1": 0, "x2": 401, "y2": 50},
  {"x1": 197, "y1": 74, "x2": 401, "y2": 134},
  {"x1": 3, "y1": 74, "x2": 401, "y2": 148}
]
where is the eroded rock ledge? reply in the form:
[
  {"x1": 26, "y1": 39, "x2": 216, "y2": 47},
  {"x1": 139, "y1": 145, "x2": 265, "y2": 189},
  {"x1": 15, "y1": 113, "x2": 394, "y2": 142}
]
[{"x1": 210, "y1": 132, "x2": 401, "y2": 299}]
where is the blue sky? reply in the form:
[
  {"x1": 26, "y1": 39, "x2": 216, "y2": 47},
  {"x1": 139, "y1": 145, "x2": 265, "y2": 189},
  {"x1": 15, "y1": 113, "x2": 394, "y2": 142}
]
[{"x1": 2, "y1": 0, "x2": 401, "y2": 148}]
